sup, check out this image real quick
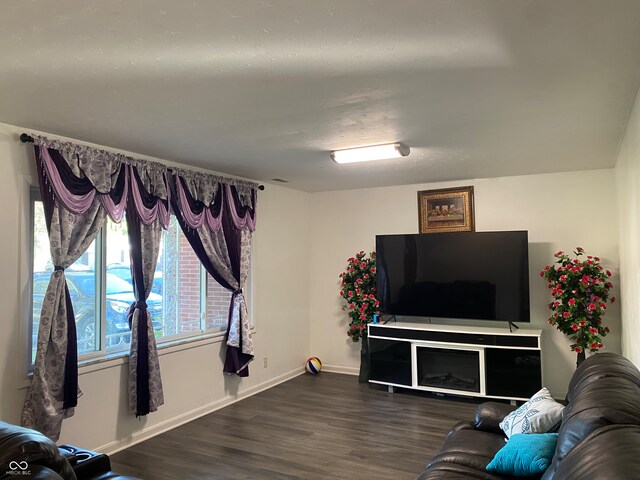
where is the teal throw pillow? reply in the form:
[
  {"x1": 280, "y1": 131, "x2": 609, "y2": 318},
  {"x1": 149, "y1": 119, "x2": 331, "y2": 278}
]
[{"x1": 486, "y1": 433, "x2": 558, "y2": 476}]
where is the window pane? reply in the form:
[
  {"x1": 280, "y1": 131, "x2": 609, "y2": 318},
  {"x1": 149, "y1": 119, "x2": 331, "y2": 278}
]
[
  {"x1": 163, "y1": 216, "x2": 202, "y2": 336},
  {"x1": 32, "y1": 200, "x2": 99, "y2": 359},
  {"x1": 206, "y1": 276, "x2": 232, "y2": 330},
  {"x1": 105, "y1": 221, "x2": 135, "y2": 350}
]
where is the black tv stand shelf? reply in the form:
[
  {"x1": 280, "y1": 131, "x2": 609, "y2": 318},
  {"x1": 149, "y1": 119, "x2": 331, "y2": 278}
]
[{"x1": 368, "y1": 322, "x2": 542, "y2": 402}]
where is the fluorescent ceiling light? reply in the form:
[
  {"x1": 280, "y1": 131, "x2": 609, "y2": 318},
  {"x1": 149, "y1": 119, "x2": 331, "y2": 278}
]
[{"x1": 330, "y1": 143, "x2": 410, "y2": 164}]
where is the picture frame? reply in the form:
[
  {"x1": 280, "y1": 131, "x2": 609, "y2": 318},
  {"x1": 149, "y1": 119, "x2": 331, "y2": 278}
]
[{"x1": 417, "y1": 186, "x2": 475, "y2": 234}]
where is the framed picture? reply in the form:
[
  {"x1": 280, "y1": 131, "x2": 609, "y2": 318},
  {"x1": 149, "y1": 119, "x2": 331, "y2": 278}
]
[{"x1": 417, "y1": 186, "x2": 475, "y2": 234}]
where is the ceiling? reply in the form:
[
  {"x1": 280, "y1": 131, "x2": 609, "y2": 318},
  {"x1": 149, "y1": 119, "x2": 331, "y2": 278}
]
[{"x1": 1, "y1": 1, "x2": 640, "y2": 192}]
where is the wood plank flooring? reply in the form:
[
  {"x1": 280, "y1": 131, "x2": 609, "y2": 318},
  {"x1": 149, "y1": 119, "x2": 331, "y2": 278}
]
[{"x1": 110, "y1": 373, "x2": 481, "y2": 480}]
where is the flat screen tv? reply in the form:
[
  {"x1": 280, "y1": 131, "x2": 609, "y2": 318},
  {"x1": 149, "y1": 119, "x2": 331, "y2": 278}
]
[{"x1": 376, "y1": 231, "x2": 530, "y2": 323}]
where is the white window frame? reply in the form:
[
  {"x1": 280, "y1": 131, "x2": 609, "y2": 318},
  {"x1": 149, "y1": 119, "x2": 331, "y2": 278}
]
[{"x1": 26, "y1": 191, "x2": 253, "y2": 372}]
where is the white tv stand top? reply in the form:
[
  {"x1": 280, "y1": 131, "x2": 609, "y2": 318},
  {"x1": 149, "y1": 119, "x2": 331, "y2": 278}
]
[{"x1": 373, "y1": 321, "x2": 541, "y2": 338}]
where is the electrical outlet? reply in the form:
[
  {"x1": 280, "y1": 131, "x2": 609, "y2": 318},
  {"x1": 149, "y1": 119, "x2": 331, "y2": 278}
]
[{"x1": 263, "y1": 356, "x2": 268, "y2": 368}]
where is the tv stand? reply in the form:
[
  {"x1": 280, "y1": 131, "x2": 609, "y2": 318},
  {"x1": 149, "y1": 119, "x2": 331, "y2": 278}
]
[{"x1": 367, "y1": 322, "x2": 542, "y2": 402}]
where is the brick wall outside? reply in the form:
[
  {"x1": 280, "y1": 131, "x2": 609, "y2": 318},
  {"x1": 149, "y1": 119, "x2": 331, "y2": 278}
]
[{"x1": 175, "y1": 233, "x2": 231, "y2": 334}]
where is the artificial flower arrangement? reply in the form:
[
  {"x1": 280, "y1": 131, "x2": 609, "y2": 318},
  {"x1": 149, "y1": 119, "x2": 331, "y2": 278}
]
[
  {"x1": 339, "y1": 251, "x2": 378, "y2": 342},
  {"x1": 540, "y1": 247, "x2": 615, "y2": 365}
]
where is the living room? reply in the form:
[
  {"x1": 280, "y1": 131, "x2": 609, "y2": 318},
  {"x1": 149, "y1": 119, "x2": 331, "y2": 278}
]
[{"x1": 1, "y1": 1, "x2": 640, "y2": 479}]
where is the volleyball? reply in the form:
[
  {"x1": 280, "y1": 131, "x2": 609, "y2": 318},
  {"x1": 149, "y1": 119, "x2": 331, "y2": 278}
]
[{"x1": 305, "y1": 357, "x2": 322, "y2": 374}]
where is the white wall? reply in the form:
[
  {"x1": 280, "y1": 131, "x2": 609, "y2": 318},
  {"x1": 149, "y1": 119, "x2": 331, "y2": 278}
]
[
  {"x1": 616, "y1": 88, "x2": 640, "y2": 368},
  {"x1": 0, "y1": 123, "x2": 311, "y2": 451},
  {"x1": 309, "y1": 170, "x2": 621, "y2": 396}
]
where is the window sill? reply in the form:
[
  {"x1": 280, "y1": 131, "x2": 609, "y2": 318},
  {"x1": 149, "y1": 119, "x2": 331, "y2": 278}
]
[{"x1": 20, "y1": 326, "x2": 256, "y2": 388}]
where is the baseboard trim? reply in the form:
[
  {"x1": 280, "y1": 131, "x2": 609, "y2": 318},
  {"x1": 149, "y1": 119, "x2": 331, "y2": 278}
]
[
  {"x1": 322, "y1": 364, "x2": 359, "y2": 376},
  {"x1": 98, "y1": 367, "x2": 304, "y2": 455}
]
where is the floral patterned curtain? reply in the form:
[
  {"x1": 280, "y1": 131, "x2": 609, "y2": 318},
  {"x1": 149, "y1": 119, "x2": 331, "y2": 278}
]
[
  {"x1": 22, "y1": 145, "x2": 119, "y2": 441},
  {"x1": 170, "y1": 171, "x2": 257, "y2": 376},
  {"x1": 21, "y1": 137, "x2": 168, "y2": 439}
]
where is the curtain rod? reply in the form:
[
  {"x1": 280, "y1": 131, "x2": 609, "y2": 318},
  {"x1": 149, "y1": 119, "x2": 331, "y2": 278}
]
[{"x1": 19, "y1": 132, "x2": 265, "y2": 191}]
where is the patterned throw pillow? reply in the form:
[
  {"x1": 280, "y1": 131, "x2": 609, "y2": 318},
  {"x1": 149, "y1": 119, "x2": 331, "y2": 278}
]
[{"x1": 499, "y1": 387, "x2": 564, "y2": 438}]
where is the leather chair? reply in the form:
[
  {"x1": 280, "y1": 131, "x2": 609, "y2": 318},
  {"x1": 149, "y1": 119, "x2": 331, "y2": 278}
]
[{"x1": 0, "y1": 422, "x2": 139, "y2": 480}]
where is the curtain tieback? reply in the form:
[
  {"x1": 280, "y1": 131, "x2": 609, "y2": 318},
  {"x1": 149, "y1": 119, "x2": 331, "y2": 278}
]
[
  {"x1": 54, "y1": 265, "x2": 65, "y2": 271},
  {"x1": 127, "y1": 300, "x2": 148, "y2": 330}
]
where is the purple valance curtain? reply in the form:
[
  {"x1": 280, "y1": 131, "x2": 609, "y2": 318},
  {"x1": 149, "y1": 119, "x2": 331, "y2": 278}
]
[
  {"x1": 21, "y1": 136, "x2": 169, "y2": 439},
  {"x1": 170, "y1": 170, "x2": 257, "y2": 376}
]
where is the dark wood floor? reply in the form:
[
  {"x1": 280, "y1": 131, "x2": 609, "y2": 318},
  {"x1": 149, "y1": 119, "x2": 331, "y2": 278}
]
[{"x1": 110, "y1": 373, "x2": 481, "y2": 480}]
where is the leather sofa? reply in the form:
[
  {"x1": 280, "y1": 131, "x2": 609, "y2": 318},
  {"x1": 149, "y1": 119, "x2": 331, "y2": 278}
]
[
  {"x1": 0, "y1": 422, "x2": 139, "y2": 480},
  {"x1": 417, "y1": 352, "x2": 640, "y2": 479}
]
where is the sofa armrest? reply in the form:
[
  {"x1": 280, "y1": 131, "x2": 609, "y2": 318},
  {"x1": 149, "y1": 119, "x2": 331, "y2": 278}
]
[
  {"x1": 447, "y1": 420, "x2": 475, "y2": 437},
  {"x1": 474, "y1": 402, "x2": 516, "y2": 434}
]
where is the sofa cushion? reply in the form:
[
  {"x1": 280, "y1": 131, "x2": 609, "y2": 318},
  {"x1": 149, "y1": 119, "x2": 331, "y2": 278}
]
[
  {"x1": 542, "y1": 378, "x2": 640, "y2": 479},
  {"x1": 417, "y1": 462, "x2": 511, "y2": 479},
  {"x1": 499, "y1": 388, "x2": 563, "y2": 438},
  {"x1": 486, "y1": 433, "x2": 558, "y2": 476},
  {"x1": 565, "y1": 352, "x2": 640, "y2": 404}
]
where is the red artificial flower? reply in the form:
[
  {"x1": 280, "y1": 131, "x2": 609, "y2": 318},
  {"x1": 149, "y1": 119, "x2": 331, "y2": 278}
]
[
  {"x1": 348, "y1": 291, "x2": 353, "y2": 297},
  {"x1": 359, "y1": 314, "x2": 366, "y2": 320},
  {"x1": 571, "y1": 323, "x2": 579, "y2": 331},
  {"x1": 589, "y1": 327, "x2": 598, "y2": 334},
  {"x1": 539, "y1": 271, "x2": 545, "y2": 278},
  {"x1": 588, "y1": 303, "x2": 596, "y2": 311},
  {"x1": 594, "y1": 257, "x2": 600, "y2": 261},
  {"x1": 368, "y1": 294, "x2": 375, "y2": 299},
  {"x1": 356, "y1": 278, "x2": 363, "y2": 284},
  {"x1": 364, "y1": 274, "x2": 369, "y2": 279},
  {"x1": 360, "y1": 262, "x2": 366, "y2": 269},
  {"x1": 563, "y1": 311, "x2": 570, "y2": 318},
  {"x1": 568, "y1": 298, "x2": 576, "y2": 306},
  {"x1": 598, "y1": 343, "x2": 603, "y2": 349},
  {"x1": 587, "y1": 255, "x2": 593, "y2": 259},
  {"x1": 371, "y1": 267, "x2": 376, "y2": 274},
  {"x1": 606, "y1": 270, "x2": 612, "y2": 277},
  {"x1": 544, "y1": 265, "x2": 551, "y2": 271},
  {"x1": 349, "y1": 303, "x2": 355, "y2": 309},
  {"x1": 355, "y1": 289, "x2": 361, "y2": 294},
  {"x1": 611, "y1": 296, "x2": 616, "y2": 303},
  {"x1": 606, "y1": 282, "x2": 613, "y2": 288},
  {"x1": 599, "y1": 302, "x2": 606, "y2": 309},
  {"x1": 555, "y1": 251, "x2": 564, "y2": 257},
  {"x1": 374, "y1": 300, "x2": 380, "y2": 307},
  {"x1": 360, "y1": 324, "x2": 365, "y2": 330},
  {"x1": 605, "y1": 326, "x2": 610, "y2": 333},
  {"x1": 339, "y1": 290, "x2": 344, "y2": 296},
  {"x1": 560, "y1": 275, "x2": 567, "y2": 281},
  {"x1": 574, "y1": 346, "x2": 582, "y2": 353},
  {"x1": 590, "y1": 342, "x2": 597, "y2": 349},
  {"x1": 576, "y1": 247, "x2": 584, "y2": 252},
  {"x1": 579, "y1": 320, "x2": 587, "y2": 327}
]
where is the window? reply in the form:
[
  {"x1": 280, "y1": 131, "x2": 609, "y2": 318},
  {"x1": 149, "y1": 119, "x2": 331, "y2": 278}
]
[{"x1": 29, "y1": 192, "x2": 236, "y2": 365}]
